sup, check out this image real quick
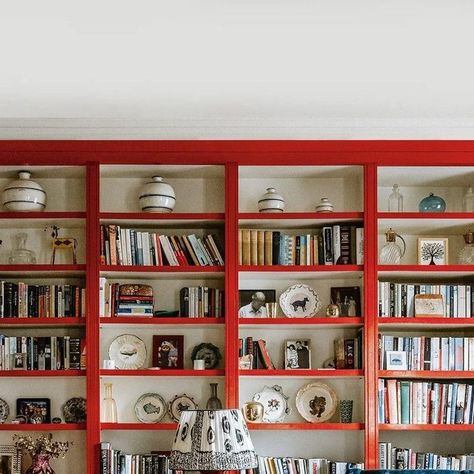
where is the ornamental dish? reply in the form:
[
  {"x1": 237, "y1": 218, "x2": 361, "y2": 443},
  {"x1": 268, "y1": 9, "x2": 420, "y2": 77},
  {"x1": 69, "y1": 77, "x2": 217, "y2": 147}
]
[
  {"x1": 62, "y1": 397, "x2": 86, "y2": 423},
  {"x1": 295, "y1": 382, "x2": 338, "y2": 423},
  {"x1": 108, "y1": 334, "x2": 147, "y2": 369},
  {"x1": 279, "y1": 284, "x2": 320, "y2": 318},
  {"x1": 168, "y1": 394, "x2": 198, "y2": 423},
  {"x1": 134, "y1": 393, "x2": 166, "y2": 423},
  {"x1": 252, "y1": 385, "x2": 290, "y2": 423}
]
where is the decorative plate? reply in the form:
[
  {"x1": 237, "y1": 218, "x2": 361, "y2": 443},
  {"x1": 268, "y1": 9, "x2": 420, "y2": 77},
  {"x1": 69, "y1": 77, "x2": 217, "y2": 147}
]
[
  {"x1": 190, "y1": 342, "x2": 222, "y2": 369},
  {"x1": 108, "y1": 334, "x2": 147, "y2": 369},
  {"x1": 295, "y1": 382, "x2": 338, "y2": 423},
  {"x1": 62, "y1": 397, "x2": 86, "y2": 423},
  {"x1": 168, "y1": 394, "x2": 198, "y2": 423},
  {"x1": 0, "y1": 398, "x2": 9, "y2": 423},
  {"x1": 135, "y1": 393, "x2": 166, "y2": 423},
  {"x1": 252, "y1": 385, "x2": 290, "y2": 423},
  {"x1": 279, "y1": 284, "x2": 320, "y2": 318}
]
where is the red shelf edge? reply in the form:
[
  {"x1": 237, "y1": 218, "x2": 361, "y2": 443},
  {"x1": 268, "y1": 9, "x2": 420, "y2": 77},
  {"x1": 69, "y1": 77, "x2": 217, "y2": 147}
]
[
  {"x1": 379, "y1": 370, "x2": 474, "y2": 379},
  {"x1": 378, "y1": 317, "x2": 474, "y2": 325},
  {"x1": 0, "y1": 211, "x2": 86, "y2": 219},
  {"x1": 0, "y1": 264, "x2": 86, "y2": 271},
  {"x1": 0, "y1": 370, "x2": 86, "y2": 377},
  {"x1": 239, "y1": 265, "x2": 363, "y2": 272},
  {"x1": 100, "y1": 369, "x2": 225, "y2": 376},
  {"x1": 241, "y1": 369, "x2": 363, "y2": 377},
  {"x1": 0, "y1": 317, "x2": 85, "y2": 325},
  {"x1": 100, "y1": 317, "x2": 225, "y2": 325},
  {"x1": 239, "y1": 212, "x2": 364, "y2": 220},
  {"x1": 248, "y1": 422, "x2": 364, "y2": 430},
  {"x1": 378, "y1": 264, "x2": 474, "y2": 272},
  {"x1": 239, "y1": 317, "x2": 363, "y2": 325},
  {"x1": 0, "y1": 423, "x2": 86, "y2": 431},
  {"x1": 100, "y1": 422, "x2": 178, "y2": 431},
  {"x1": 379, "y1": 423, "x2": 474, "y2": 431},
  {"x1": 100, "y1": 265, "x2": 224, "y2": 273},
  {"x1": 100, "y1": 212, "x2": 225, "y2": 221}
]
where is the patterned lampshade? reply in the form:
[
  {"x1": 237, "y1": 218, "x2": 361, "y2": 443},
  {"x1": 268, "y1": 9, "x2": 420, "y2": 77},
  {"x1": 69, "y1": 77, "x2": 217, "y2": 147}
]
[{"x1": 169, "y1": 409, "x2": 258, "y2": 471}]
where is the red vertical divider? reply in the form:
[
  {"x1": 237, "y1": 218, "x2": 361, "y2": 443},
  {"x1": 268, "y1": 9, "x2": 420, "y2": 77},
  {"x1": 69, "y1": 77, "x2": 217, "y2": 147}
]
[
  {"x1": 86, "y1": 162, "x2": 100, "y2": 474},
  {"x1": 225, "y1": 162, "x2": 239, "y2": 407},
  {"x1": 364, "y1": 163, "x2": 378, "y2": 468}
]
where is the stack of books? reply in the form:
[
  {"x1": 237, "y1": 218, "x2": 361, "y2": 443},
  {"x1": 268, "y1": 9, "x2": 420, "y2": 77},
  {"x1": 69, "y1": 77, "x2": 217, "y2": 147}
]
[{"x1": 334, "y1": 333, "x2": 363, "y2": 369}]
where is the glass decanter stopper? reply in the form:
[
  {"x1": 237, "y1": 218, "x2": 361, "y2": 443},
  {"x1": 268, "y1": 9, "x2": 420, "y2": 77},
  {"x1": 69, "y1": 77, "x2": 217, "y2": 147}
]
[
  {"x1": 458, "y1": 231, "x2": 474, "y2": 264},
  {"x1": 8, "y1": 232, "x2": 36, "y2": 264},
  {"x1": 463, "y1": 186, "x2": 474, "y2": 212},
  {"x1": 206, "y1": 382, "x2": 223, "y2": 409},
  {"x1": 102, "y1": 382, "x2": 118, "y2": 422},
  {"x1": 388, "y1": 184, "x2": 403, "y2": 212},
  {"x1": 379, "y1": 228, "x2": 406, "y2": 264}
]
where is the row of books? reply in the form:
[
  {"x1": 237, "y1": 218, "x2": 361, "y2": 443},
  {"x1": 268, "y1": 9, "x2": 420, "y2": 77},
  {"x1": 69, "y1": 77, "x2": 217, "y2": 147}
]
[
  {"x1": 334, "y1": 334, "x2": 363, "y2": 369},
  {"x1": 179, "y1": 287, "x2": 224, "y2": 317},
  {"x1": 379, "y1": 335, "x2": 474, "y2": 371},
  {"x1": 0, "y1": 282, "x2": 86, "y2": 318},
  {"x1": 378, "y1": 281, "x2": 474, "y2": 318},
  {"x1": 100, "y1": 225, "x2": 224, "y2": 266},
  {"x1": 239, "y1": 337, "x2": 274, "y2": 369},
  {"x1": 379, "y1": 443, "x2": 474, "y2": 470},
  {"x1": 249, "y1": 456, "x2": 363, "y2": 474},
  {"x1": 99, "y1": 443, "x2": 173, "y2": 474},
  {"x1": 0, "y1": 335, "x2": 84, "y2": 370},
  {"x1": 378, "y1": 379, "x2": 474, "y2": 425},
  {"x1": 239, "y1": 225, "x2": 364, "y2": 266}
]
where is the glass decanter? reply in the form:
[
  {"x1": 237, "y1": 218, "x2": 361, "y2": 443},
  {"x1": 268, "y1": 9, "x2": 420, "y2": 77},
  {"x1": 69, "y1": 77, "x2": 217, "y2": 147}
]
[
  {"x1": 459, "y1": 231, "x2": 474, "y2": 264},
  {"x1": 388, "y1": 184, "x2": 403, "y2": 212},
  {"x1": 102, "y1": 382, "x2": 118, "y2": 422},
  {"x1": 8, "y1": 232, "x2": 36, "y2": 264},
  {"x1": 379, "y1": 228, "x2": 406, "y2": 264},
  {"x1": 206, "y1": 382, "x2": 223, "y2": 409},
  {"x1": 463, "y1": 186, "x2": 474, "y2": 212}
]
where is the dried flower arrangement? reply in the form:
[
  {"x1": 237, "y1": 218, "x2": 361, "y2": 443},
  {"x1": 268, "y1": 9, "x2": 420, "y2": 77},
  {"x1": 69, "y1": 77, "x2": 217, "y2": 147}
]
[{"x1": 13, "y1": 433, "x2": 72, "y2": 458}]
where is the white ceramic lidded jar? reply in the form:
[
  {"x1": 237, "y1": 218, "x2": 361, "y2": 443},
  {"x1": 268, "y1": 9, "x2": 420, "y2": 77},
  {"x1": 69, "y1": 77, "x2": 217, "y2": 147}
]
[
  {"x1": 138, "y1": 176, "x2": 176, "y2": 213},
  {"x1": 258, "y1": 188, "x2": 285, "y2": 213},
  {"x1": 315, "y1": 197, "x2": 334, "y2": 213},
  {"x1": 2, "y1": 170, "x2": 46, "y2": 212}
]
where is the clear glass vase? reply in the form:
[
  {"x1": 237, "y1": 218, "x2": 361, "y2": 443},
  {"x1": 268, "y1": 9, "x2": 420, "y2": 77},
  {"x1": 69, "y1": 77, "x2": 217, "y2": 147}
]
[
  {"x1": 379, "y1": 228, "x2": 406, "y2": 264},
  {"x1": 459, "y1": 231, "x2": 474, "y2": 264},
  {"x1": 102, "y1": 382, "x2": 118, "y2": 422},
  {"x1": 463, "y1": 186, "x2": 474, "y2": 212},
  {"x1": 9, "y1": 232, "x2": 36, "y2": 264},
  {"x1": 388, "y1": 184, "x2": 403, "y2": 212},
  {"x1": 206, "y1": 383, "x2": 223, "y2": 409}
]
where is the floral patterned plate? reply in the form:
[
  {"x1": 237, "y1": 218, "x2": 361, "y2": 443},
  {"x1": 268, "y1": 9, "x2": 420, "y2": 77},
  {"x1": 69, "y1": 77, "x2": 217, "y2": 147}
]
[{"x1": 252, "y1": 385, "x2": 290, "y2": 423}]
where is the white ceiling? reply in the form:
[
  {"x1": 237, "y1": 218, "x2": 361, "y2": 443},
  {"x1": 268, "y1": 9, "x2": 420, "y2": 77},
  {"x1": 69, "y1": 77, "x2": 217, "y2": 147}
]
[{"x1": 1, "y1": 0, "x2": 474, "y2": 139}]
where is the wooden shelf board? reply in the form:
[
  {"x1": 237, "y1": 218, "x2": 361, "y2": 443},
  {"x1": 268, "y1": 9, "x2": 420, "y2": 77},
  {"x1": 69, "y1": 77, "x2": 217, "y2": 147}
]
[
  {"x1": 240, "y1": 369, "x2": 363, "y2": 378},
  {"x1": 239, "y1": 317, "x2": 363, "y2": 327},
  {"x1": 248, "y1": 422, "x2": 364, "y2": 430},
  {"x1": 100, "y1": 369, "x2": 224, "y2": 377},
  {"x1": 0, "y1": 423, "x2": 85, "y2": 431},
  {"x1": 0, "y1": 370, "x2": 85, "y2": 377},
  {"x1": 379, "y1": 423, "x2": 474, "y2": 431},
  {"x1": 379, "y1": 370, "x2": 474, "y2": 379},
  {"x1": 100, "y1": 317, "x2": 225, "y2": 325},
  {"x1": 379, "y1": 317, "x2": 474, "y2": 328},
  {"x1": 0, "y1": 317, "x2": 85, "y2": 327},
  {"x1": 101, "y1": 422, "x2": 177, "y2": 431}
]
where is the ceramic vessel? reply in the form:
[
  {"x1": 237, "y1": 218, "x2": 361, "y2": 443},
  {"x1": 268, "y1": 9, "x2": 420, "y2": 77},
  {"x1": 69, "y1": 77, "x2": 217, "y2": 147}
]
[
  {"x1": 206, "y1": 382, "x2": 223, "y2": 409},
  {"x1": 2, "y1": 170, "x2": 46, "y2": 212},
  {"x1": 315, "y1": 197, "x2": 334, "y2": 213},
  {"x1": 242, "y1": 401, "x2": 264, "y2": 423},
  {"x1": 379, "y1": 228, "x2": 406, "y2": 264},
  {"x1": 418, "y1": 193, "x2": 446, "y2": 212},
  {"x1": 258, "y1": 188, "x2": 285, "y2": 213},
  {"x1": 138, "y1": 176, "x2": 176, "y2": 213},
  {"x1": 26, "y1": 454, "x2": 55, "y2": 474},
  {"x1": 459, "y1": 231, "x2": 474, "y2": 264}
]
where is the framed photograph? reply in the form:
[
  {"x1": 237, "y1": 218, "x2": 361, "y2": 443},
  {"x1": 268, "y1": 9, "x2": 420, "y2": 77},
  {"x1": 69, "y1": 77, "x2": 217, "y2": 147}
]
[
  {"x1": 238, "y1": 354, "x2": 253, "y2": 370},
  {"x1": 238, "y1": 289, "x2": 276, "y2": 318},
  {"x1": 0, "y1": 445, "x2": 21, "y2": 474},
  {"x1": 16, "y1": 398, "x2": 51, "y2": 424},
  {"x1": 152, "y1": 335, "x2": 184, "y2": 369},
  {"x1": 414, "y1": 294, "x2": 445, "y2": 317},
  {"x1": 284, "y1": 340, "x2": 311, "y2": 369},
  {"x1": 385, "y1": 351, "x2": 408, "y2": 370},
  {"x1": 418, "y1": 237, "x2": 449, "y2": 265},
  {"x1": 10, "y1": 353, "x2": 27, "y2": 370},
  {"x1": 330, "y1": 286, "x2": 361, "y2": 317}
]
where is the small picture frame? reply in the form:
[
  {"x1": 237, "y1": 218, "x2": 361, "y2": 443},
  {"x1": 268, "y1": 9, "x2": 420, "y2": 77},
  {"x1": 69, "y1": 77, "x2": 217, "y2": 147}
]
[
  {"x1": 385, "y1": 351, "x2": 408, "y2": 370},
  {"x1": 238, "y1": 354, "x2": 253, "y2": 370},
  {"x1": 0, "y1": 445, "x2": 21, "y2": 474},
  {"x1": 10, "y1": 353, "x2": 27, "y2": 370},
  {"x1": 16, "y1": 398, "x2": 51, "y2": 424},
  {"x1": 152, "y1": 335, "x2": 184, "y2": 369},
  {"x1": 238, "y1": 289, "x2": 276, "y2": 318},
  {"x1": 418, "y1": 237, "x2": 449, "y2": 265},
  {"x1": 330, "y1": 286, "x2": 361, "y2": 317},
  {"x1": 414, "y1": 294, "x2": 445, "y2": 317},
  {"x1": 284, "y1": 340, "x2": 311, "y2": 369}
]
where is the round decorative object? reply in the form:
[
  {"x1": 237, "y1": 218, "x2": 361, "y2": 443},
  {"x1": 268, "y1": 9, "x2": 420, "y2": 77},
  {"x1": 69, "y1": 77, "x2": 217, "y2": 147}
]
[
  {"x1": 279, "y1": 284, "x2": 321, "y2": 318},
  {"x1": 258, "y1": 188, "x2": 285, "y2": 213},
  {"x1": 242, "y1": 401, "x2": 265, "y2": 423},
  {"x1": 52, "y1": 417, "x2": 62, "y2": 424},
  {"x1": 295, "y1": 382, "x2": 338, "y2": 423},
  {"x1": 315, "y1": 197, "x2": 334, "y2": 213},
  {"x1": 138, "y1": 176, "x2": 176, "y2": 213},
  {"x1": 62, "y1": 397, "x2": 86, "y2": 423},
  {"x1": 108, "y1": 334, "x2": 147, "y2": 369},
  {"x1": 326, "y1": 303, "x2": 340, "y2": 317},
  {"x1": 168, "y1": 394, "x2": 198, "y2": 422},
  {"x1": 134, "y1": 393, "x2": 166, "y2": 423},
  {"x1": 252, "y1": 385, "x2": 290, "y2": 423},
  {"x1": 0, "y1": 398, "x2": 9, "y2": 423},
  {"x1": 418, "y1": 192, "x2": 446, "y2": 212},
  {"x1": 2, "y1": 170, "x2": 47, "y2": 212},
  {"x1": 190, "y1": 342, "x2": 222, "y2": 369}
]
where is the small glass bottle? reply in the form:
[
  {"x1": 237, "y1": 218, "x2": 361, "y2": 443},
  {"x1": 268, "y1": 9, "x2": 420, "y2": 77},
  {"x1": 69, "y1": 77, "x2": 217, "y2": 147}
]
[
  {"x1": 102, "y1": 382, "x2": 118, "y2": 422},
  {"x1": 8, "y1": 232, "x2": 36, "y2": 264},
  {"x1": 379, "y1": 228, "x2": 406, "y2": 264},
  {"x1": 388, "y1": 184, "x2": 403, "y2": 212},
  {"x1": 206, "y1": 383, "x2": 223, "y2": 409},
  {"x1": 463, "y1": 186, "x2": 474, "y2": 212},
  {"x1": 459, "y1": 231, "x2": 474, "y2": 264}
]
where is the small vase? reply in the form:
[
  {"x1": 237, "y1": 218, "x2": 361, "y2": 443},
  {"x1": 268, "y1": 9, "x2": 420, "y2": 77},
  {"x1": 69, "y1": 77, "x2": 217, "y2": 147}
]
[
  {"x1": 258, "y1": 188, "x2": 285, "y2": 213},
  {"x1": 2, "y1": 170, "x2": 47, "y2": 212},
  {"x1": 459, "y1": 231, "x2": 474, "y2": 264},
  {"x1": 388, "y1": 184, "x2": 403, "y2": 212},
  {"x1": 418, "y1": 192, "x2": 446, "y2": 212},
  {"x1": 138, "y1": 176, "x2": 176, "y2": 213},
  {"x1": 206, "y1": 383, "x2": 223, "y2": 409},
  {"x1": 101, "y1": 382, "x2": 118, "y2": 422},
  {"x1": 9, "y1": 232, "x2": 36, "y2": 264},
  {"x1": 315, "y1": 197, "x2": 334, "y2": 213},
  {"x1": 379, "y1": 228, "x2": 406, "y2": 264},
  {"x1": 26, "y1": 454, "x2": 55, "y2": 474}
]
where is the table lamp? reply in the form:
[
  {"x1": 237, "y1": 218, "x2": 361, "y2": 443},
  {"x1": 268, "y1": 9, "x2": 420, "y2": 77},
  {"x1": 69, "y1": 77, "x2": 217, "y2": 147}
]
[{"x1": 170, "y1": 409, "x2": 258, "y2": 474}]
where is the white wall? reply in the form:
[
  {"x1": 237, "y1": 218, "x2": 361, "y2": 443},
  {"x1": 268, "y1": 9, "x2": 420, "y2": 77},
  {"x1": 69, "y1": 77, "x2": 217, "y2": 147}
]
[{"x1": 1, "y1": 0, "x2": 474, "y2": 138}]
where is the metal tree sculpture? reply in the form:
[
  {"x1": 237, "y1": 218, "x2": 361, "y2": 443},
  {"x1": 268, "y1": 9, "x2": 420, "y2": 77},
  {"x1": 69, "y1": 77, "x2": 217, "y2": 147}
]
[{"x1": 421, "y1": 242, "x2": 445, "y2": 265}]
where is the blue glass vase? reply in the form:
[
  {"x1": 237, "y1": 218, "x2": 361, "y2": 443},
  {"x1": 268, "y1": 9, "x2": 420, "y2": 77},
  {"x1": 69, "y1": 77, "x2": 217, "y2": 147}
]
[{"x1": 418, "y1": 193, "x2": 446, "y2": 212}]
